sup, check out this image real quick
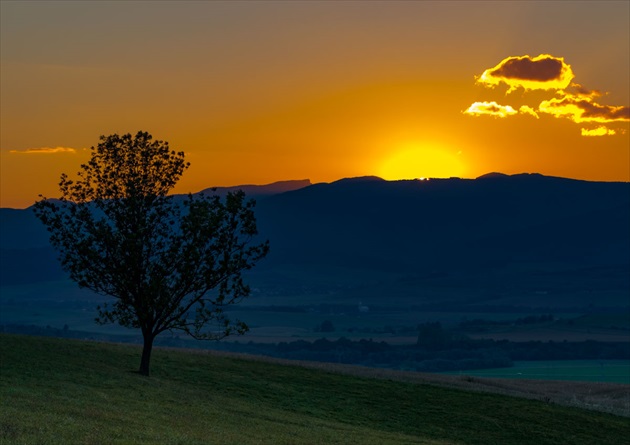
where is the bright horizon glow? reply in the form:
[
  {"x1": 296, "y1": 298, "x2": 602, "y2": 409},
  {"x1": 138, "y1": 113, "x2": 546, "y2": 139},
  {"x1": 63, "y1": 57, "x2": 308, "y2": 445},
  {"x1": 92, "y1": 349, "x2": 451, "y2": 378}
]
[{"x1": 378, "y1": 143, "x2": 466, "y2": 181}]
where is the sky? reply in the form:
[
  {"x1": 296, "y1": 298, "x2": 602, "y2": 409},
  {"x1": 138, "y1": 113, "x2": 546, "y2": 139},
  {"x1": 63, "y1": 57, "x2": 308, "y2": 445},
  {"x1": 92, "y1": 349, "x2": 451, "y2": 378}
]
[{"x1": 1, "y1": 0, "x2": 629, "y2": 208}]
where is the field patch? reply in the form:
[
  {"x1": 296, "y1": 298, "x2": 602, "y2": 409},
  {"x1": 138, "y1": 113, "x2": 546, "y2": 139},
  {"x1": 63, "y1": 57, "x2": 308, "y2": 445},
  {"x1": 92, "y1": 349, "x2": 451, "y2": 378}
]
[{"x1": 442, "y1": 360, "x2": 630, "y2": 384}]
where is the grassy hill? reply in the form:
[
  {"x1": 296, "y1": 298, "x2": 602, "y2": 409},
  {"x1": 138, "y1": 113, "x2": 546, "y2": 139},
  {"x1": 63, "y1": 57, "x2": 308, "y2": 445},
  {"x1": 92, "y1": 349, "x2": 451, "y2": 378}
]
[{"x1": 1, "y1": 334, "x2": 628, "y2": 445}]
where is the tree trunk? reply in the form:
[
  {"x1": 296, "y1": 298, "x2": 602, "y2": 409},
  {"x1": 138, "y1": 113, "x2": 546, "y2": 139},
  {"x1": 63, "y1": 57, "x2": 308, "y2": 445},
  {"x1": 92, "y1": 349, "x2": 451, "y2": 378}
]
[{"x1": 139, "y1": 331, "x2": 154, "y2": 376}]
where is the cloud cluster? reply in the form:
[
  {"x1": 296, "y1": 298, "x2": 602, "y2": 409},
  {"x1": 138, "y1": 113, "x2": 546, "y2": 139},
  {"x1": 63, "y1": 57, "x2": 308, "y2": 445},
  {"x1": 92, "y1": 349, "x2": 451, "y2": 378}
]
[
  {"x1": 9, "y1": 147, "x2": 77, "y2": 154},
  {"x1": 539, "y1": 94, "x2": 629, "y2": 123},
  {"x1": 466, "y1": 54, "x2": 629, "y2": 136}
]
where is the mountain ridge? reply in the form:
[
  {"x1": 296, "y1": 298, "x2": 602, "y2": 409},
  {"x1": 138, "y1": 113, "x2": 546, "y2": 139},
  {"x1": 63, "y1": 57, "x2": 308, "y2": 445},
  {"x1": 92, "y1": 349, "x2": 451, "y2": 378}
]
[
  {"x1": 3, "y1": 173, "x2": 627, "y2": 212},
  {"x1": 1, "y1": 173, "x2": 628, "y2": 294},
  {"x1": 196, "y1": 179, "x2": 312, "y2": 198}
]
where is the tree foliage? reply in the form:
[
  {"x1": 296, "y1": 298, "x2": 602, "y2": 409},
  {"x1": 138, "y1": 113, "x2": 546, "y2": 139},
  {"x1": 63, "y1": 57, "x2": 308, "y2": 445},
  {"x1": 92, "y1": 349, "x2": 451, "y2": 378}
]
[{"x1": 34, "y1": 131, "x2": 269, "y2": 375}]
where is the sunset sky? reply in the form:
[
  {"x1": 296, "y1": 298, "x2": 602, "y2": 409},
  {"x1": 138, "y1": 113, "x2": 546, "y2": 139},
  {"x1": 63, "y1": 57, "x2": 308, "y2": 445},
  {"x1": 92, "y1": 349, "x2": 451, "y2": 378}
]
[{"x1": 1, "y1": 1, "x2": 628, "y2": 208}]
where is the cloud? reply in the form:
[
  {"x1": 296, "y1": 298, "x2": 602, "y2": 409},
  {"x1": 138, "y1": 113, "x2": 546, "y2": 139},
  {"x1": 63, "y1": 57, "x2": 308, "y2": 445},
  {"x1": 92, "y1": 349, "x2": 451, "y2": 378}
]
[
  {"x1": 538, "y1": 93, "x2": 630, "y2": 124},
  {"x1": 518, "y1": 105, "x2": 539, "y2": 119},
  {"x1": 467, "y1": 54, "x2": 628, "y2": 136},
  {"x1": 568, "y1": 83, "x2": 603, "y2": 99},
  {"x1": 581, "y1": 127, "x2": 617, "y2": 137},
  {"x1": 9, "y1": 146, "x2": 77, "y2": 154},
  {"x1": 463, "y1": 101, "x2": 517, "y2": 118},
  {"x1": 463, "y1": 102, "x2": 540, "y2": 119},
  {"x1": 477, "y1": 54, "x2": 574, "y2": 92}
]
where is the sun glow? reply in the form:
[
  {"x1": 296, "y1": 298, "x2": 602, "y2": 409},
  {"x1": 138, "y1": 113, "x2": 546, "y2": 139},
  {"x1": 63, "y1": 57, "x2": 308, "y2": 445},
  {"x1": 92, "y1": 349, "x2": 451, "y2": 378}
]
[{"x1": 378, "y1": 144, "x2": 466, "y2": 180}]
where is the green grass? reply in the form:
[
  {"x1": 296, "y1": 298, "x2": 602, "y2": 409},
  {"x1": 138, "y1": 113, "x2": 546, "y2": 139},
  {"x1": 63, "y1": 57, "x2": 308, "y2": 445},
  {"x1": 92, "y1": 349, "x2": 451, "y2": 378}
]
[
  {"x1": 442, "y1": 360, "x2": 630, "y2": 384},
  {"x1": 1, "y1": 334, "x2": 629, "y2": 445}
]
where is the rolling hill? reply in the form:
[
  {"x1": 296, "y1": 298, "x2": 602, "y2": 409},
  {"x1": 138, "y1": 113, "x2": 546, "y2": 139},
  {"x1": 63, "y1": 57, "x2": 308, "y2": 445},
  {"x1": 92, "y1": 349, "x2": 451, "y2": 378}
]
[{"x1": 1, "y1": 333, "x2": 628, "y2": 445}]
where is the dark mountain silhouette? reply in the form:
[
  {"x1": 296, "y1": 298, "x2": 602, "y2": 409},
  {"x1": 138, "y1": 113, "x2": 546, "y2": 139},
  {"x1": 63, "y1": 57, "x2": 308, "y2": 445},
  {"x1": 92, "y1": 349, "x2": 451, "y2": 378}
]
[
  {"x1": 1, "y1": 174, "x2": 628, "y2": 294},
  {"x1": 196, "y1": 179, "x2": 312, "y2": 198},
  {"x1": 253, "y1": 173, "x2": 629, "y2": 272},
  {"x1": 476, "y1": 172, "x2": 509, "y2": 179},
  {"x1": 0, "y1": 208, "x2": 51, "y2": 249}
]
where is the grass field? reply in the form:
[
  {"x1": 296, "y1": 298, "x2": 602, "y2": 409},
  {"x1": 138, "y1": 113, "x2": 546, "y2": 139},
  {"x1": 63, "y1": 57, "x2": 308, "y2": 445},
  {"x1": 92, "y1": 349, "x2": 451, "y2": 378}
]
[
  {"x1": 1, "y1": 334, "x2": 629, "y2": 445},
  {"x1": 442, "y1": 360, "x2": 630, "y2": 384}
]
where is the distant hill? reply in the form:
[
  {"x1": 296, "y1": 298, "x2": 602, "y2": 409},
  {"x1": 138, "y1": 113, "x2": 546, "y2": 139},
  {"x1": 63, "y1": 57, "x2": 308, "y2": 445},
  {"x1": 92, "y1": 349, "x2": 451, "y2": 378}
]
[
  {"x1": 253, "y1": 173, "x2": 630, "y2": 271},
  {"x1": 196, "y1": 179, "x2": 312, "y2": 198},
  {"x1": 1, "y1": 173, "x2": 628, "y2": 294}
]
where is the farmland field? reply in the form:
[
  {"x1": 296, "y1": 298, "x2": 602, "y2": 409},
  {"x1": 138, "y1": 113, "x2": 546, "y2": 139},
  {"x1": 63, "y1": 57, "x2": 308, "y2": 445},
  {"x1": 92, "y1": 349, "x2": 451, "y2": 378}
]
[
  {"x1": 442, "y1": 360, "x2": 630, "y2": 384},
  {"x1": 2, "y1": 274, "x2": 629, "y2": 384}
]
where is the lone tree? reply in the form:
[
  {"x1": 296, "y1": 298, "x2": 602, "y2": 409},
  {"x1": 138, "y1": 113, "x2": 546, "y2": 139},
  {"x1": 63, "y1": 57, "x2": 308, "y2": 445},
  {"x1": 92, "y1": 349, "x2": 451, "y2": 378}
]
[{"x1": 34, "y1": 131, "x2": 269, "y2": 376}]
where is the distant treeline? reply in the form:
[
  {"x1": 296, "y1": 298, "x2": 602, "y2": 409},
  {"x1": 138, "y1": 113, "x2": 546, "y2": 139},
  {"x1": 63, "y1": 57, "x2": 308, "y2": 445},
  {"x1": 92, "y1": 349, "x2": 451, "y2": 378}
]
[
  {"x1": 208, "y1": 336, "x2": 629, "y2": 372},
  {"x1": 0, "y1": 324, "x2": 138, "y2": 344},
  {"x1": 5, "y1": 323, "x2": 627, "y2": 373},
  {"x1": 229, "y1": 303, "x2": 630, "y2": 315}
]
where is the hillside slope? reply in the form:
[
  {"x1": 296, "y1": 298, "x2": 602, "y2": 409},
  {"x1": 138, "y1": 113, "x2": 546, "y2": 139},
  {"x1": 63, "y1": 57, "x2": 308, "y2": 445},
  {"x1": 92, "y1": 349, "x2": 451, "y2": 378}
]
[{"x1": 1, "y1": 334, "x2": 628, "y2": 445}]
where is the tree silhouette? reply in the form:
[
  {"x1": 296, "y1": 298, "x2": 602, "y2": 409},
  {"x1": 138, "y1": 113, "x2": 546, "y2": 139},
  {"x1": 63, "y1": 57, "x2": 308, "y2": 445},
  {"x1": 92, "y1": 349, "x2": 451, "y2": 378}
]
[{"x1": 34, "y1": 131, "x2": 268, "y2": 376}]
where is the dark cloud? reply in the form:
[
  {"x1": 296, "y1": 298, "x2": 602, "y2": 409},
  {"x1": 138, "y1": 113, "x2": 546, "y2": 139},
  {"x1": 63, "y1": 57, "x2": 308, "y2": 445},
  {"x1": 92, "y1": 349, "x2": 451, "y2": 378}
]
[
  {"x1": 489, "y1": 56, "x2": 564, "y2": 81},
  {"x1": 539, "y1": 94, "x2": 630, "y2": 123},
  {"x1": 478, "y1": 54, "x2": 574, "y2": 92},
  {"x1": 580, "y1": 101, "x2": 629, "y2": 121},
  {"x1": 569, "y1": 83, "x2": 603, "y2": 98}
]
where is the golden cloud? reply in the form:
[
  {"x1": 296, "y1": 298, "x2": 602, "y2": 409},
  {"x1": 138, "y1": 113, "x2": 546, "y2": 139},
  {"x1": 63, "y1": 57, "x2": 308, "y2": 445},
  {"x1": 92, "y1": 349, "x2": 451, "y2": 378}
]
[
  {"x1": 463, "y1": 102, "x2": 541, "y2": 119},
  {"x1": 9, "y1": 147, "x2": 77, "y2": 154},
  {"x1": 581, "y1": 127, "x2": 617, "y2": 137},
  {"x1": 468, "y1": 54, "x2": 628, "y2": 137},
  {"x1": 538, "y1": 93, "x2": 630, "y2": 124},
  {"x1": 518, "y1": 105, "x2": 539, "y2": 119},
  {"x1": 463, "y1": 101, "x2": 517, "y2": 118},
  {"x1": 477, "y1": 54, "x2": 574, "y2": 92}
]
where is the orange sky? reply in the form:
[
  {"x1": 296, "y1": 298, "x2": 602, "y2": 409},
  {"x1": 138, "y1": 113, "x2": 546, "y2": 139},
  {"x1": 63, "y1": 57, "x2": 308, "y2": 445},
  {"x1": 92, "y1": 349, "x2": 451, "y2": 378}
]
[{"x1": 1, "y1": 1, "x2": 628, "y2": 208}]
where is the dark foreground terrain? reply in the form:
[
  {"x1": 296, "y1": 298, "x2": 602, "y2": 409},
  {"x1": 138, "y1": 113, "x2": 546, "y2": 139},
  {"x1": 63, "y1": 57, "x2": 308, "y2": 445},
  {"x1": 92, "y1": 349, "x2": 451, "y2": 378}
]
[{"x1": 1, "y1": 334, "x2": 628, "y2": 445}]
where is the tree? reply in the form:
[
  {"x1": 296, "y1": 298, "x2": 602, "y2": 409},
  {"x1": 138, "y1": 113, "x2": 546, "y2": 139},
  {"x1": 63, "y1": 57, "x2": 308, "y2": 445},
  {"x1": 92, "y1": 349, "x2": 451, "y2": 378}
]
[
  {"x1": 416, "y1": 322, "x2": 452, "y2": 350},
  {"x1": 34, "y1": 131, "x2": 269, "y2": 376}
]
